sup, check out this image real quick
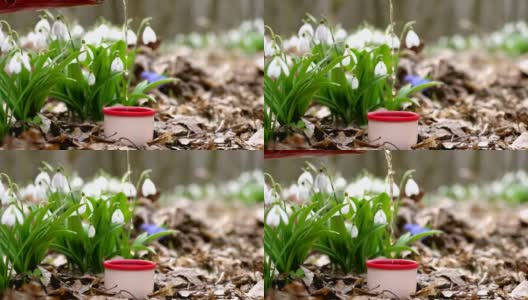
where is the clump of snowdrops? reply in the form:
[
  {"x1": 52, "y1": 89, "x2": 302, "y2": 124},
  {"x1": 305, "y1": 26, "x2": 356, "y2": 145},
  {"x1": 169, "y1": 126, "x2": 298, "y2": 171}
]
[
  {"x1": 264, "y1": 163, "x2": 441, "y2": 290},
  {"x1": 0, "y1": 165, "x2": 173, "y2": 288},
  {"x1": 264, "y1": 16, "x2": 440, "y2": 142},
  {"x1": 0, "y1": 13, "x2": 172, "y2": 141}
]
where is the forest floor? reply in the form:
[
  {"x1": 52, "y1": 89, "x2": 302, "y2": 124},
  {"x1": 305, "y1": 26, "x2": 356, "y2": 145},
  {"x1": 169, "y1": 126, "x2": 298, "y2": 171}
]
[
  {"x1": 0, "y1": 48, "x2": 264, "y2": 150},
  {"x1": 267, "y1": 50, "x2": 528, "y2": 150},
  {"x1": 266, "y1": 199, "x2": 528, "y2": 299},
  {"x1": 1, "y1": 199, "x2": 265, "y2": 299}
]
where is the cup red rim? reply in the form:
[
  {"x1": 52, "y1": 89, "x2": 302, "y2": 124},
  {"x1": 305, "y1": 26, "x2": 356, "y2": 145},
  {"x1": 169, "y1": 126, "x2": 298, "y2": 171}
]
[
  {"x1": 103, "y1": 259, "x2": 156, "y2": 271},
  {"x1": 367, "y1": 111, "x2": 420, "y2": 123},
  {"x1": 103, "y1": 106, "x2": 156, "y2": 117},
  {"x1": 366, "y1": 259, "x2": 419, "y2": 270}
]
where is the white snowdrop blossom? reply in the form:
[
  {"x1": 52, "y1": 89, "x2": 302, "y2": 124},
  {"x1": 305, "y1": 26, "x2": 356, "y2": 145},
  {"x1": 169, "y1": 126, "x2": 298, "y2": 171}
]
[
  {"x1": 111, "y1": 209, "x2": 125, "y2": 224},
  {"x1": 341, "y1": 48, "x2": 357, "y2": 66},
  {"x1": 0, "y1": 182, "x2": 9, "y2": 205},
  {"x1": 126, "y1": 30, "x2": 137, "y2": 45},
  {"x1": 346, "y1": 223, "x2": 359, "y2": 238},
  {"x1": 111, "y1": 57, "x2": 124, "y2": 73},
  {"x1": 142, "y1": 26, "x2": 157, "y2": 44},
  {"x1": 405, "y1": 178, "x2": 420, "y2": 197},
  {"x1": 70, "y1": 176, "x2": 84, "y2": 190},
  {"x1": 296, "y1": 184, "x2": 310, "y2": 202},
  {"x1": 72, "y1": 24, "x2": 85, "y2": 38},
  {"x1": 405, "y1": 30, "x2": 421, "y2": 48},
  {"x1": 298, "y1": 23, "x2": 314, "y2": 38},
  {"x1": 315, "y1": 170, "x2": 332, "y2": 194},
  {"x1": 298, "y1": 35, "x2": 312, "y2": 53},
  {"x1": 314, "y1": 23, "x2": 332, "y2": 45},
  {"x1": 374, "y1": 61, "x2": 388, "y2": 77},
  {"x1": 1, "y1": 205, "x2": 23, "y2": 226},
  {"x1": 385, "y1": 183, "x2": 400, "y2": 197},
  {"x1": 51, "y1": 19, "x2": 68, "y2": 40},
  {"x1": 6, "y1": 52, "x2": 31, "y2": 75},
  {"x1": 264, "y1": 185, "x2": 278, "y2": 205},
  {"x1": 51, "y1": 172, "x2": 70, "y2": 193},
  {"x1": 334, "y1": 28, "x2": 348, "y2": 41},
  {"x1": 83, "y1": 223, "x2": 96, "y2": 238},
  {"x1": 386, "y1": 35, "x2": 401, "y2": 49},
  {"x1": 374, "y1": 210, "x2": 387, "y2": 225},
  {"x1": 264, "y1": 38, "x2": 278, "y2": 57},
  {"x1": 1, "y1": 36, "x2": 15, "y2": 53},
  {"x1": 340, "y1": 197, "x2": 357, "y2": 215},
  {"x1": 346, "y1": 73, "x2": 359, "y2": 90},
  {"x1": 267, "y1": 57, "x2": 290, "y2": 79},
  {"x1": 297, "y1": 171, "x2": 314, "y2": 187},
  {"x1": 35, "y1": 18, "x2": 51, "y2": 33},
  {"x1": 142, "y1": 178, "x2": 157, "y2": 197},
  {"x1": 121, "y1": 182, "x2": 137, "y2": 198},
  {"x1": 266, "y1": 205, "x2": 288, "y2": 227},
  {"x1": 78, "y1": 44, "x2": 93, "y2": 62},
  {"x1": 35, "y1": 171, "x2": 51, "y2": 187},
  {"x1": 83, "y1": 70, "x2": 96, "y2": 86}
]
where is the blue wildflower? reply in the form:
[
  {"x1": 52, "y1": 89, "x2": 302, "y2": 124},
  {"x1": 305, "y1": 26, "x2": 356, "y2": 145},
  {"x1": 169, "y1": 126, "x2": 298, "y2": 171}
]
[
  {"x1": 404, "y1": 75, "x2": 431, "y2": 87},
  {"x1": 404, "y1": 223, "x2": 429, "y2": 238},
  {"x1": 140, "y1": 223, "x2": 167, "y2": 236},
  {"x1": 141, "y1": 71, "x2": 168, "y2": 85}
]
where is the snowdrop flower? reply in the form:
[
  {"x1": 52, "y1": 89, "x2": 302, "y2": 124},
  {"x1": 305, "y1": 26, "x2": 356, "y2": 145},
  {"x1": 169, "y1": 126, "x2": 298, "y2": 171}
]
[
  {"x1": 111, "y1": 57, "x2": 124, "y2": 73},
  {"x1": 0, "y1": 183, "x2": 9, "y2": 205},
  {"x1": 82, "y1": 70, "x2": 96, "y2": 86},
  {"x1": 70, "y1": 176, "x2": 84, "y2": 190},
  {"x1": 264, "y1": 38, "x2": 278, "y2": 57},
  {"x1": 121, "y1": 182, "x2": 137, "y2": 198},
  {"x1": 84, "y1": 30, "x2": 103, "y2": 46},
  {"x1": 405, "y1": 178, "x2": 420, "y2": 197},
  {"x1": 264, "y1": 185, "x2": 278, "y2": 205},
  {"x1": 298, "y1": 34, "x2": 312, "y2": 53},
  {"x1": 72, "y1": 24, "x2": 85, "y2": 38},
  {"x1": 83, "y1": 223, "x2": 96, "y2": 238},
  {"x1": 51, "y1": 19, "x2": 68, "y2": 40},
  {"x1": 334, "y1": 177, "x2": 347, "y2": 190},
  {"x1": 35, "y1": 171, "x2": 51, "y2": 187},
  {"x1": 1, "y1": 205, "x2": 23, "y2": 226},
  {"x1": 77, "y1": 196, "x2": 93, "y2": 215},
  {"x1": 374, "y1": 210, "x2": 387, "y2": 225},
  {"x1": 405, "y1": 30, "x2": 421, "y2": 48},
  {"x1": 142, "y1": 26, "x2": 157, "y2": 44},
  {"x1": 314, "y1": 22, "x2": 332, "y2": 45},
  {"x1": 298, "y1": 171, "x2": 314, "y2": 187},
  {"x1": 1, "y1": 36, "x2": 15, "y2": 53},
  {"x1": 346, "y1": 73, "x2": 359, "y2": 90},
  {"x1": 315, "y1": 170, "x2": 332, "y2": 194},
  {"x1": 6, "y1": 52, "x2": 31, "y2": 75},
  {"x1": 51, "y1": 172, "x2": 70, "y2": 193},
  {"x1": 374, "y1": 61, "x2": 388, "y2": 77},
  {"x1": 78, "y1": 44, "x2": 93, "y2": 62},
  {"x1": 386, "y1": 35, "x2": 401, "y2": 49},
  {"x1": 266, "y1": 205, "x2": 288, "y2": 227},
  {"x1": 296, "y1": 184, "x2": 310, "y2": 202},
  {"x1": 126, "y1": 29, "x2": 137, "y2": 46},
  {"x1": 298, "y1": 23, "x2": 314, "y2": 38},
  {"x1": 267, "y1": 57, "x2": 290, "y2": 79},
  {"x1": 111, "y1": 209, "x2": 125, "y2": 224},
  {"x1": 341, "y1": 48, "x2": 357, "y2": 66},
  {"x1": 385, "y1": 182, "x2": 400, "y2": 197},
  {"x1": 334, "y1": 28, "x2": 348, "y2": 42},
  {"x1": 35, "y1": 18, "x2": 51, "y2": 33},
  {"x1": 346, "y1": 223, "x2": 359, "y2": 238},
  {"x1": 340, "y1": 197, "x2": 357, "y2": 215},
  {"x1": 142, "y1": 178, "x2": 157, "y2": 197}
]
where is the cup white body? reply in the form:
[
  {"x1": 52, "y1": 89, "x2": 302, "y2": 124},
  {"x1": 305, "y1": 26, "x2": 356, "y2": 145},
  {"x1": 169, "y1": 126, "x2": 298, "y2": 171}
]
[
  {"x1": 104, "y1": 115, "x2": 154, "y2": 146},
  {"x1": 367, "y1": 267, "x2": 417, "y2": 299},
  {"x1": 367, "y1": 120, "x2": 418, "y2": 150},
  {"x1": 104, "y1": 268, "x2": 155, "y2": 299}
]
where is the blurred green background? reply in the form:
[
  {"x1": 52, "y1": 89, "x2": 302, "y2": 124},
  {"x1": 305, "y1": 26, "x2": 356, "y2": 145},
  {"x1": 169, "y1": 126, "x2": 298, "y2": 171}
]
[
  {"x1": 264, "y1": 151, "x2": 528, "y2": 191},
  {"x1": 265, "y1": 0, "x2": 528, "y2": 41},
  {"x1": 0, "y1": 151, "x2": 262, "y2": 189},
  {"x1": 1, "y1": 0, "x2": 263, "y2": 38}
]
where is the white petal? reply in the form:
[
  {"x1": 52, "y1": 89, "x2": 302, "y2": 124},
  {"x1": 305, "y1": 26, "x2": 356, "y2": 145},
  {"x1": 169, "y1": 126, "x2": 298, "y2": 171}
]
[
  {"x1": 111, "y1": 209, "x2": 125, "y2": 224},
  {"x1": 405, "y1": 179, "x2": 420, "y2": 197},
  {"x1": 121, "y1": 182, "x2": 137, "y2": 198},
  {"x1": 111, "y1": 57, "x2": 124, "y2": 73},
  {"x1": 35, "y1": 19, "x2": 51, "y2": 33},
  {"x1": 374, "y1": 210, "x2": 387, "y2": 225},
  {"x1": 298, "y1": 23, "x2": 314, "y2": 38},
  {"x1": 406, "y1": 30, "x2": 421, "y2": 48},
  {"x1": 141, "y1": 178, "x2": 157, "y2": 196},
  {"x1": 142, "y1": 26, "x2": 157, "y2": 44},
  {"x1": 374, "y1": 62, "x2": 388, "y2": 77}
]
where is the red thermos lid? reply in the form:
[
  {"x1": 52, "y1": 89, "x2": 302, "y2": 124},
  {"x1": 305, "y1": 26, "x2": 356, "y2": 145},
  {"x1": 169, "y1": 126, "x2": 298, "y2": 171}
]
[{"x1": 0, "y1": 0, "x2": 103, "y2": 13}]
